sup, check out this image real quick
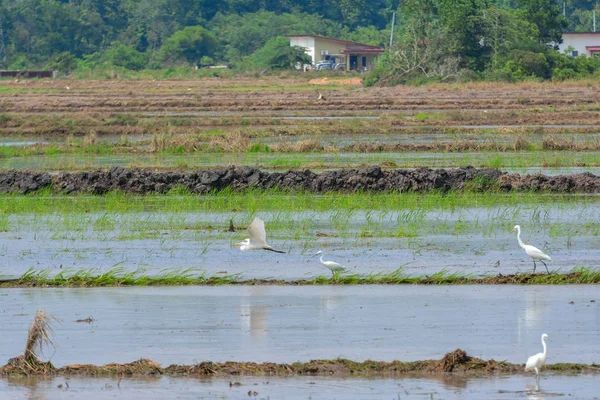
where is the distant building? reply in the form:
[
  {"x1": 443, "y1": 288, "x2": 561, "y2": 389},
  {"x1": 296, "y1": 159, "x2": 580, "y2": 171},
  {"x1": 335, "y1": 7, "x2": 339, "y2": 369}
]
[
  {"x1": 0, "y1": 70, "x2": 55, "y2": 78},
  {"x1": 559, "y1": 32, "x2": 600, "y2": 57},
  {"x1": 285, "y1": 35, "x2": 384, "y2": 71}
]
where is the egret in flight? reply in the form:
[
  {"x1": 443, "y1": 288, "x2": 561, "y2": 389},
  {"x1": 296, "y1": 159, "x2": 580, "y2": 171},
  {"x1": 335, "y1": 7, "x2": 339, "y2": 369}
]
[
  {"x1": 525, "y1": 333, "x2": 549, "y2": 379},
  {"x1": 234, "y1": 218, "x2": 285, "y2": 253},
  {"x1": 315, "y1": 251, "x2": 345, "y2": 275},
  {"x1": 511, "y1": 225, "x2": 551, "y2": 274}
]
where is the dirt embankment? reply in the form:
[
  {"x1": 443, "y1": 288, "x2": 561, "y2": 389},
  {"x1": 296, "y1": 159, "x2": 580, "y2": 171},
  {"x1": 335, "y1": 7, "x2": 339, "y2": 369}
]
[
  {"x1": 0, "y1": 167, "x2": 598, "y2": 194},
  {"x1": 2, "y1": 349, "x2": 598, "y2": 378}
]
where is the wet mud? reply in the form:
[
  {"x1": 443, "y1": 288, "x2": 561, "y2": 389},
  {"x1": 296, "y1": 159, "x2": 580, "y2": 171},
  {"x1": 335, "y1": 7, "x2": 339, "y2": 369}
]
[
  {"x1": 0, "y1": 166, "x2": 599, "y2": 194},
  {"x1": 2, "y1": 350, "x2": 598, "y2": 377}
]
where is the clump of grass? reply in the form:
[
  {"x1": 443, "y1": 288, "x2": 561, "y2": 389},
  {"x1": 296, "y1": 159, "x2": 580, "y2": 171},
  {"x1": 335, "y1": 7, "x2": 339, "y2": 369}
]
[
  {"x1": 0, "y1": 310, "x2": 56, "y2": 375},
  {"x1": 2, "y1": 267, "x2": 600, "y2": 287},
  {"x1": 513, "y1": 135, "x2": 530, "y2": 151},
  {"x1": 24, "y1": 310, "x2": 55, "y2": 362},
  {"x1": 83, "y1": 131, "x2": 98, "y2": 147},
  {"x1": 209, "y1": 129, "x2": 252, "y2": 152}
]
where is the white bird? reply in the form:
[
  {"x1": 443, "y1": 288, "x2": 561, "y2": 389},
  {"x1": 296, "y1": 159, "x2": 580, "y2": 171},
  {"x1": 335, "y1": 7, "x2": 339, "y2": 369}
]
[
  {"x1": 234, "y1": 218, "x2": 285, "y2": 253},
  {"x1": 511, "y1": 225, "x2": 551, "y2": 274},
  {"x1": 315, "y1": 251, "x2": 345, "y2": 275},
  {"x1": 525, "y1": 333, "x2": 549, "y2": 378}
]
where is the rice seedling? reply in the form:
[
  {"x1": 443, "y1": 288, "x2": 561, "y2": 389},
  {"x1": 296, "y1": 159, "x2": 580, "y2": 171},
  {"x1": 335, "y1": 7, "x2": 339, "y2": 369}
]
[{"x1": 3, "y1": 266, "x2": 600, "y2": 287}]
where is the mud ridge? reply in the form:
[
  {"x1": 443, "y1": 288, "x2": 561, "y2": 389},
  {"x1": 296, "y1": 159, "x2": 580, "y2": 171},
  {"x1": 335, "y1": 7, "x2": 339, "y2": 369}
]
[
  {"x1": 2, "y1": 350, "x2": 599, "y2": 378},
  {"x1": 0, "y1": 166, "x2": 599, "y2": 194}
]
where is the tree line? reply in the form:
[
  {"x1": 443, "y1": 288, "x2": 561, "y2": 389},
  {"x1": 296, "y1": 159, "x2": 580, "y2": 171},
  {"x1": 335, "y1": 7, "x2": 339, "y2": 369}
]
[{"x1": 0, "y1": 0, "x2": 598, "y2": 82}]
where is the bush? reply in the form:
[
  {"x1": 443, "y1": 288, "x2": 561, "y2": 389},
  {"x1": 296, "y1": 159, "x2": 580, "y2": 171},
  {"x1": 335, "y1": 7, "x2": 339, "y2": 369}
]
[
  {"x1": 45, "y1": 52, "x2": 78, "y2": 76},
  {"x1": 249, "y1": 37, "x2": 311, "y2": 70},
  {"x1": 160, "y1": 26, "x2": 217, "y2": 67},
  {"x1": 504, "y1": 50, "x2": 549, "y2": 78},
  {"x1": 7, "y1": 54, "x2": 30, "y2": 70},
  {"x1": 104, "y1": 43, "x2": 148, "y2": 71}
]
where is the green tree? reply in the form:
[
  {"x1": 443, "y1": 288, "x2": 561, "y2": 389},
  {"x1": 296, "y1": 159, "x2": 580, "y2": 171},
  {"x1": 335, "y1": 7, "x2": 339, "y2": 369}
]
[
  {"x1": 104, "y1": 42, "x2": 148, "y2": 70},
  {"x1": 517, "y1": 0, "x2": 568, "y2": 45},
  {"x1": 249, "y1": 36, "x2": 311, "y2": 70},
  {"x1": 483, "y1": 7, "x2": 538, "y2": 70},
  {"x1": 45, "y1": 52, "x2": 78, "y2": 76},
  {"x1": 160, "y1": 25, "x2": 217, "y2": 66},
  {"x1": 438, "y1": 0, "x2": 491, "y2": 70}
]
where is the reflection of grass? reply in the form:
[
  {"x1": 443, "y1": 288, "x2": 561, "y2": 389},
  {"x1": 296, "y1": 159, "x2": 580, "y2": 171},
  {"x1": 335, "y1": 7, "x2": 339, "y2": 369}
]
[{"x1": 3, "y1": 266, "x2": 600, "y2": 287}]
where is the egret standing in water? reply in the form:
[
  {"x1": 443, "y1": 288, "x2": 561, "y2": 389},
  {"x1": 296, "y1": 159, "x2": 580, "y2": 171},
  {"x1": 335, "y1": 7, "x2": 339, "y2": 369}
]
[
  {"x1": 234, "y1": 217, "x2": 285, "y2": 253},
  {"x1": 511, "y1": 225, "x2": 551, "y2": 274},
  {"x1": 315, "y1": 251, "x2": 345, "y2": 275},
  {"x1": 525, "y1": 333, "x2": 549, "y2": 379}
]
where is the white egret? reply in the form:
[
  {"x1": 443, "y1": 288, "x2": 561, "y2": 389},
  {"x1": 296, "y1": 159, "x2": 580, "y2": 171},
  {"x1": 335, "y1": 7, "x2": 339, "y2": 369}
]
[
  {"x1": 315, "y1": 251, "x2": 345, "y2": 275},
  {"x1": 525, "y1": 333, "x2": 549, "y2": 378},
  {"x1": 234, "y1": 218, "x2": 285, "y2": 253},
  {"x1": 511, "y1": 225, "x2": 551, "y2": 274}
]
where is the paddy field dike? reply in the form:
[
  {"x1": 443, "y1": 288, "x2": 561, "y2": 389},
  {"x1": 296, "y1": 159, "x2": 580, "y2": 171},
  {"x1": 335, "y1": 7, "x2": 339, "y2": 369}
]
[{"x1": 0, "y1": 76, "x2": 599, "y2": 399}]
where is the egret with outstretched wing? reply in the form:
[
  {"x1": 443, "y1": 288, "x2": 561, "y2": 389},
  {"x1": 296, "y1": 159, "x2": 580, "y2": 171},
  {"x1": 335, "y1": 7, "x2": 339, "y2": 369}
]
[{"x1": 234, "y1": 218, "x2": 285, "y2": 253}]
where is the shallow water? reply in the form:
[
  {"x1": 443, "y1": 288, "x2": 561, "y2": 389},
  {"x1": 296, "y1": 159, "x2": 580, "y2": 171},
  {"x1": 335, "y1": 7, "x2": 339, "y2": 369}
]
[
  {"x1": 1, "y1": 151, "x2": 600, "y2": 172},
  {"x1": 0, "y1": 285, "x2": 598, "y2": 366},
  {"x1": 0, "y1": 202, "x2": 598, "y2": 278},
  {"x1": 0, "y1": 374, "x2": 596, "y2": 399}
]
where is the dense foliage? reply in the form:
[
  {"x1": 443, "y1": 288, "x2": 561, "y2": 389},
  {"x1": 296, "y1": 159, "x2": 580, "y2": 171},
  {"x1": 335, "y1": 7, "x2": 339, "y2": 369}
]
[{"x1": 0, "y1": 0, "x2": 597, "y2": 82}]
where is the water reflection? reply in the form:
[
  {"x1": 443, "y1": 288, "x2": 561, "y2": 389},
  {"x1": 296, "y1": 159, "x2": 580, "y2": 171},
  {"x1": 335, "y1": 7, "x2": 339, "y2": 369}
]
[
  {"x1": 517, "y1": 287, "x2": 549, "y2": 343},
  {"x1": 239, "y1": 287, "x2": 268, "y2": 346},
  {"x1": 319, "y1": 286, "x2": 346, "y2": 314},
  {"x1": 0, "y1": 374, "x2": 592, "y2": 399},
  {"x1": 526, "y1": 380, "x2": 545, "y2": 400}
]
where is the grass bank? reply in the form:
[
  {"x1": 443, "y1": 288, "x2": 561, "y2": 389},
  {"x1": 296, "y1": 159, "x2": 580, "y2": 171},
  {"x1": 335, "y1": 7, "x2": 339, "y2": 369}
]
[{"x1": 1, "y1": 267, "x2": 599, "y2": 287}]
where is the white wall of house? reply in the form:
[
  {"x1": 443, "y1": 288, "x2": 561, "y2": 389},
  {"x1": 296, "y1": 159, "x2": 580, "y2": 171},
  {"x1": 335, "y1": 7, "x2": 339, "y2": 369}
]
[
  {"x1": 559, "y1": 33, "x2": 600, "y2": 57},
  {"x1": 288, "y1": 37, "x2": 315, "y2": 63},
  {"x1": 288, "y1": 36, "x2": 349, "y2": 64}
]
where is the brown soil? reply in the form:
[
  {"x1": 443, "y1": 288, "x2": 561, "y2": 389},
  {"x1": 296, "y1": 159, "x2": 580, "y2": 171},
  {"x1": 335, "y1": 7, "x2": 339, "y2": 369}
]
[
  {"x1": 2, "y1": 350, "x2": 598, "y2": 378},
  {"x1": 308, "y1": 77, "x2": 363, "y2": 85},
  {"x1": 0, "y1": 166, "x2": 598, "y2": 195},
  {"x1": 2, "y1": 79, "x2": 600, "y2": 141},
  {"x1": 2, "y1": 79, "x2": 600, "y2": 115}
]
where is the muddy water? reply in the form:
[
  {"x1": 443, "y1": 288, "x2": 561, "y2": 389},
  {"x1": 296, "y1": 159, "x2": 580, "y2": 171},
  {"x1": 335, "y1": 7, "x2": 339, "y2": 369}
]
[
  {"x1": 1, "y1": 201, "x2": 599, "y2": 279},
  {"x1": 0, "y1": 374, "x2": 596, "y2": 399},
  {"x1": 0, "y1": 286, "x2": 599, "y2": 366}
]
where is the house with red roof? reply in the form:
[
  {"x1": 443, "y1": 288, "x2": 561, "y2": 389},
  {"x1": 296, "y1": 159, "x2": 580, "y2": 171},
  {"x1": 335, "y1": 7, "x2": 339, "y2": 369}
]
[
  {"x1": 559, "y1": 32, "x2": 600, "y2": 57},
  {"x1": 285, "y1": 35, "x2": 384, "y2": 71}
]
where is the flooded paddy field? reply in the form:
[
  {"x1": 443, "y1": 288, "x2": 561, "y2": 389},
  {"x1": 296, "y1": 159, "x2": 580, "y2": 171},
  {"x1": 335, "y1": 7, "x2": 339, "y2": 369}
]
[
  {"x1": 0, "y1": 195, "x2": 598, "y2": 279},
  {"x1": 2, "y1": 374, "x2": 598, "y2": 399},
  {"x1": 1, "y1": 285, "x2": 599, "y2": 366},
  {"x1": 1, "y1": 78, "x2": 600, "y2": 398}
]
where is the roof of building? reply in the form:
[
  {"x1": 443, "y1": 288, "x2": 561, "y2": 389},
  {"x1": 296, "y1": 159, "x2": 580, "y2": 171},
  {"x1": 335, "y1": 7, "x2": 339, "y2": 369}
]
[
  {"x1": 563, "y1": 32, "x2": 600, "y2": 35},
  {"x1": 586, "y1": 46, "x2": 600, "y2": 51},
  {"x1": 285, "y1": 35, "x2": 384, "y2": 53}
]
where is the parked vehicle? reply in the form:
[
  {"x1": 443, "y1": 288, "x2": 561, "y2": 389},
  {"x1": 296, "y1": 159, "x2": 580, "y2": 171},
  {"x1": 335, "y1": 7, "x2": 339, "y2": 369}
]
[{"x1": 315, "y1": 60, "x2": 335, "y2": 70}]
